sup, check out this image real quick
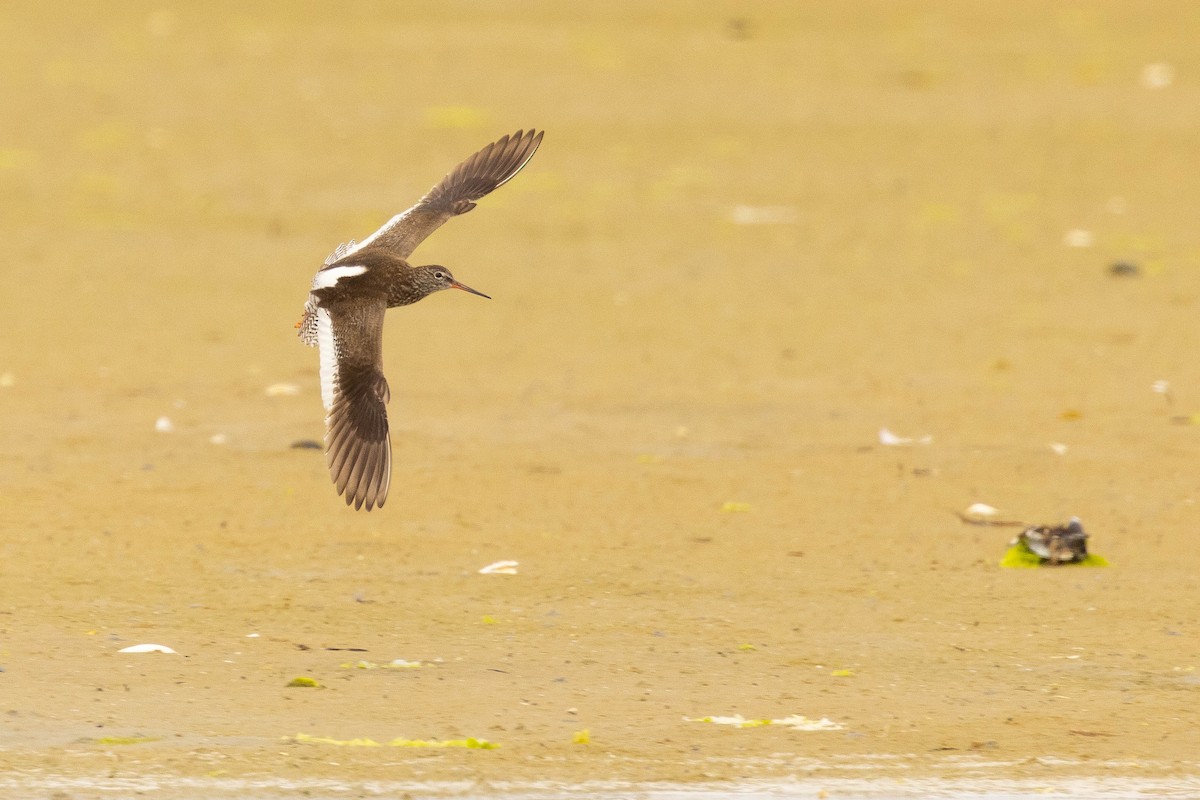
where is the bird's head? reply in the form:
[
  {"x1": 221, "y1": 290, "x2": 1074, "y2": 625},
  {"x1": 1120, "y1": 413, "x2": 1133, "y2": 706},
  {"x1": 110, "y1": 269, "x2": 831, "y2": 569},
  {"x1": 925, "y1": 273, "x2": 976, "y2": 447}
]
[{"x1": 416, "y1": 265, "x2": 491, "y2": 300}]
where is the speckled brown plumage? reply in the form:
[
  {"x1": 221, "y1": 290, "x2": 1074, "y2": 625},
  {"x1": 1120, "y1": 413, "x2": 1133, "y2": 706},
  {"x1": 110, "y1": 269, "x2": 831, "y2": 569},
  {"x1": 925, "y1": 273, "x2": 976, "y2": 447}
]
[{"x1": 299, "y1": 129, "x2": 543, "y2": 510}]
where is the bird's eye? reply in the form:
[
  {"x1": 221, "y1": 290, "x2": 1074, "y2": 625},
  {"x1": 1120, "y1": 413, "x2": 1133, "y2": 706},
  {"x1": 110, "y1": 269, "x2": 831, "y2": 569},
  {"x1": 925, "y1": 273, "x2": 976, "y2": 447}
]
[{"x1": 434, "y1": 271, "x2": 447, "y2": 281}]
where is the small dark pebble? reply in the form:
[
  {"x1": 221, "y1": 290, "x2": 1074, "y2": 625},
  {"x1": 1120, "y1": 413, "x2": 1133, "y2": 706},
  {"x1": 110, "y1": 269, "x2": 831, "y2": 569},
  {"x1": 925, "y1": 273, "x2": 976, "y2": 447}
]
[
  {"x1": 725, "y1": 17, "x2": 753, "y2": 40},
  {"x1": 290, "y1": 439, "x2": 322, "y2": 450},
  {"x1": 1108, "y1": 261, "x2": 1140, "y2": 277}
]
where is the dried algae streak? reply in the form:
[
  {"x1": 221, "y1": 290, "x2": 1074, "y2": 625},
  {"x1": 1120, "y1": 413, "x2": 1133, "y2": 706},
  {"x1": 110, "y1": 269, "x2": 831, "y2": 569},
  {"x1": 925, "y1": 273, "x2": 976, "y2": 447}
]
[{"x1": 292, "y1": 733, "x2": 499, "y2": 749}]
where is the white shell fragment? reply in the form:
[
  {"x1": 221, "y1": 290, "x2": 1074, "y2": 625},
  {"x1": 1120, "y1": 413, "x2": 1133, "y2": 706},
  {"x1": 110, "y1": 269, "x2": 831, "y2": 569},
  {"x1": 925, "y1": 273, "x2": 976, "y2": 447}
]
[
  {"x1": 154, "y1": 416, "x2": 174, "y2": 433},
  {"x1": 1152, "y1": 380, "x2": 1171, "y2": 394},
  {"x1": 964, "y1": 503, "x2": 999, "y2": 519},
  {"x1": 265, "y1": 382, "x2": 301, "y2": 397},
  {"x1": 1063, "y1": 229, "x2": 1095, "y2": 248},
  {"x1": 343, "y1": 658, "x2": 424, "y2": 670},
  {"x1": 773, "y1": 715, "x2": 845, "y2": 731},
  {"x1": 0, "y1": 372, "x2": 14, "y2": 388},
  {"x1": 208, "y1": 433, "x2": 229, "y2": 445},
  {"x1": 1049, "y1": 442, "x2": 1069, "y2": 455},
  {"x1": 1141, "y1": 62, "x2": 1175, "y2": 89},
  {"x1": 878, "y1": 427, "x2": 932, "y2": 446},
  {"x1": 118, "y1": 644, "x2": 177, "y2": 654},
  {"x1": 478, "y1": 560, "x2": 519, "y2": 575},
  {"x1": 731, "y1": 205, "x2": 798, "y2": 225}
]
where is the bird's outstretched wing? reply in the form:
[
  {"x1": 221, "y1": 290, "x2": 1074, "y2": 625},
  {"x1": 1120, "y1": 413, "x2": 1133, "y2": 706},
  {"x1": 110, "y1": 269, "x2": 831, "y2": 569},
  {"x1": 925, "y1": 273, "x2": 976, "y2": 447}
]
[
  {"x1": 332, "y1": 129, "x2": 543, "y2": 263},
  {"x1": 315, "y1": 296, "x2": 392, "y2": 511}
]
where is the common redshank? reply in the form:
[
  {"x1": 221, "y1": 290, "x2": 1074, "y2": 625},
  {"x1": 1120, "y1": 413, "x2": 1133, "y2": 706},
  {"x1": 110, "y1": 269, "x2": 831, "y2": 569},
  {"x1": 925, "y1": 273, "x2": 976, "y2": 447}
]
[{"x1": 298, "y1": 129, "x2": 543, "y2": 510}]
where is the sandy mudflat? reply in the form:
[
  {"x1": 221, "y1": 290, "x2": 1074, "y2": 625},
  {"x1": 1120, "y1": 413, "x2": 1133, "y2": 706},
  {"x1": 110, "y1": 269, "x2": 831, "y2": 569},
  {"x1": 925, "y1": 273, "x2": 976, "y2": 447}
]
[{"x1": 2, "y1": 1, "x2": 1199, "y2": 795}]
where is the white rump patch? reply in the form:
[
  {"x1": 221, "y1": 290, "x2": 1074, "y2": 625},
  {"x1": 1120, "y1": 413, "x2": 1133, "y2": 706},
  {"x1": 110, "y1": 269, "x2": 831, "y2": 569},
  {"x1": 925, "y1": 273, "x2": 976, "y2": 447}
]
[
  {"x1": 314, "y1": 264, "x2": 367, "y2": 289},
  {"x1": 316, "y1": 307, "x2": 338, "y2": 411}
]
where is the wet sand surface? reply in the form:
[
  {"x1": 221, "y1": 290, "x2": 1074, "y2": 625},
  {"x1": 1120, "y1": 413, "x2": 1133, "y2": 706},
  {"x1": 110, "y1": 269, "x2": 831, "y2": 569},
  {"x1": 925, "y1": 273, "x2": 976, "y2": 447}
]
[{"x1": 2, "y1": 2, "x2": 1199, "y2": 796}]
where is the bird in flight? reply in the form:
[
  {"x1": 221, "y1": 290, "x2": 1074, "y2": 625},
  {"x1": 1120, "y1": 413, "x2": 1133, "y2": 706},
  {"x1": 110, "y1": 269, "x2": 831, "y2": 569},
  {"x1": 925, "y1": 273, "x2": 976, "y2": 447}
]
[{"x1": 298, "y1": 129, "x2": 544, "y2": 510}]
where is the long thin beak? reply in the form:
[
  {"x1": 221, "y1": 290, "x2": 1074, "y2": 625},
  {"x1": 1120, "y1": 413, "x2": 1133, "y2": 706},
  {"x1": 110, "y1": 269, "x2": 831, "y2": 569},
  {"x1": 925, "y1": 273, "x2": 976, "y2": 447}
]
[{"x1": 451, "y1": 280, "x2": 491, "y2": 300}]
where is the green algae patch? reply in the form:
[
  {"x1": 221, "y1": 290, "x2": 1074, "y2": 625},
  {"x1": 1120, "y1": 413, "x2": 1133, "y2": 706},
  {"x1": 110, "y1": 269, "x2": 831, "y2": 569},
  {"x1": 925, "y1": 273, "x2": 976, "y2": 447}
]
[
  {"x1": 1000, "y1": 539, "x2": 1110, "y2": 569},
  {"x1": 97, "y1": 736, "x2": 160, "y2": 745},
  {"x1": 686, "y1": 714, "x2": 843, "y2": 731},
  {"x1": 286, "y1": 676, "x2": 322, "y2": 688},
  {"x1": 291, "y1": 733, "x2": 499, "y2": 749}
]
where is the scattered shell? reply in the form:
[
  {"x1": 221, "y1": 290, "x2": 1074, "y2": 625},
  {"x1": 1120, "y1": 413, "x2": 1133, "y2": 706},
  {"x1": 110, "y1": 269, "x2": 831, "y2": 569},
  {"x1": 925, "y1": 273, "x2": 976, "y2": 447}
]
[
  {"x1": 879, "y1": 427, "x2": 932, "y2": 446},
  {"x1": 0, "y1": 372, "x2": 14, "y2": 388},
  {"x1": 342, "y1": 659, "x2": 424, "y2": 670},
  {"x1": 290, "y1": 439, "x2": 322, "y2": 450},
  {"x1": 118, "y1": 644, "x2": 177, "y2": 654},
  {"x1": 956, "y1": 506, "x2": 1026, "y2": 528},
  {"x1": 478, "y1": 560, "x2": 519, "y2": 575},
  {"x1": 731, "y1": 205, "x2": 798, "y2": 225},
  {"x1": 154, "y1": 416, "x2": 174, "y2": 433},
  {"x1": 1152, "y1": 380, "x2": 1171, "y2": 394},
  {"x1": 265, "y1": 382, "x2": 301, "y2": 397},
  {"x1": 1049, "y1": 442, "x2": 1069, "y2": 455},
  {"x1": 766, "y1": 714, "x2": 844, "y2": 731},
  {"x1": 1063, "y1": 229, "x2": 1095, "y2": 248},
  {"x1": 1141, "y1": 62, "x2": 1175, "y2": 89},
  {"x1": 721, "y1": 501, "x2": 751, "y2": 513},
  {"x1": 1108, "y1": 261, "x2": 1140, "y2": 277},
  {"x1": 964, "y1": 503, "x2": 999, "y2": 519},
  {"x1": 209, "y1": 433, "x2": 229, "y2": 445}
]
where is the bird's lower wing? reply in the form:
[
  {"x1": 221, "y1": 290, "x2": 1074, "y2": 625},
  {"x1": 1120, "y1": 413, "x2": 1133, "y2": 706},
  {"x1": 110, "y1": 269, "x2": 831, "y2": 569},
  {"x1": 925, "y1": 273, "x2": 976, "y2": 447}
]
[{"x1": 318, "y1": 299, "x2": 392, "y2": 511}]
